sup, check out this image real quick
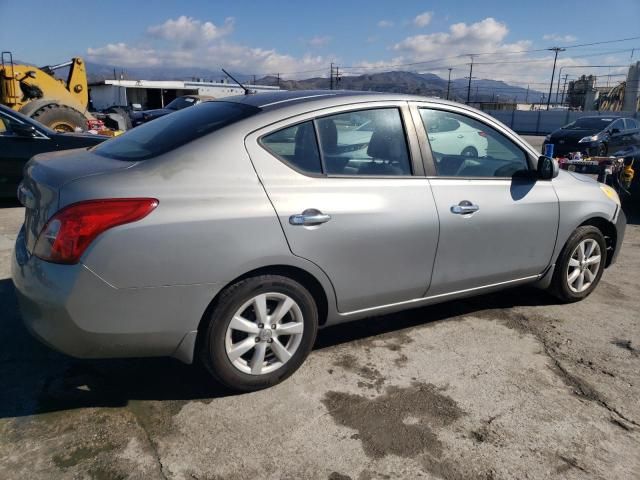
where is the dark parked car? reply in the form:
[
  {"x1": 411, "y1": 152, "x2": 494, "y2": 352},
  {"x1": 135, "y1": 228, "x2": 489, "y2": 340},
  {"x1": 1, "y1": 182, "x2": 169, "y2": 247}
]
[
  {"x1": 131, "y1": 95, "x2": 214, "y2": 127},
  {"x1": 543, "y1": 116, "x2": 640, "y2": 157},
  {"x1": 0, "y1": 104, "x2": 107, "y2": 198}
]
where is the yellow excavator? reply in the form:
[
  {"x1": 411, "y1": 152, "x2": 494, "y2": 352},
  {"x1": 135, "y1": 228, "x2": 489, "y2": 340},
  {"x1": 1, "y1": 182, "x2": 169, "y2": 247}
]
[{"x1": 1, "y1": 51, "x2": 92, "y2": 132}]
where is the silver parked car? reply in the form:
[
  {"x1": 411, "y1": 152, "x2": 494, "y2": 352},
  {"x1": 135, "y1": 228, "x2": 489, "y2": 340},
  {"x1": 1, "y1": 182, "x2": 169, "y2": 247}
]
[{"x1": 12, "y1": 91, "x2": 626, "y2": 391}]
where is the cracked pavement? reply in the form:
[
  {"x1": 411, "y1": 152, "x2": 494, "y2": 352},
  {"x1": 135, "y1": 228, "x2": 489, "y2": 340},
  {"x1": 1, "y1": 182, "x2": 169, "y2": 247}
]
[{"x1": 1, "y1": 201, "x2": 639, "y2": 480}]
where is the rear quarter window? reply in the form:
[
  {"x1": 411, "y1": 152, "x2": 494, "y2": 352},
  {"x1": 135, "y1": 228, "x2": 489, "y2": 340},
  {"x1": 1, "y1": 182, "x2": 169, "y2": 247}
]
[{"x1": 93, "y1": 101, "x2": 260, "y2": 160}]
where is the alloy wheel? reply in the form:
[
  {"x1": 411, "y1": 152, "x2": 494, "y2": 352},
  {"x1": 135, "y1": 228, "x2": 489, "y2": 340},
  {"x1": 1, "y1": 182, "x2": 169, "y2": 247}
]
[
  {"x1": 224, "y1": 292, "x2": 304, "y2": 375},
  {"x1": 567, "y1": 239, "x2": 602, "y2": 293}
]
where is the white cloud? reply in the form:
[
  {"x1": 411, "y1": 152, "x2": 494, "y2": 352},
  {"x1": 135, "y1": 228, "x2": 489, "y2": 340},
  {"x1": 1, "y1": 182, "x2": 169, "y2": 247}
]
[
  {"x1": 87, "y1": 43, "x2": 161, "y2": 67},
  {"x1": 377, "y1": 20, "x2": 394, "y2": 28},
  {"x1": 413, "y1": 11, "x2": 433, "y2": 28},
  {"x1": 542, "y1": 33, "x2": 577, "y2": 43},
  {"x1": 308, "y1": 35, "x2": 331, "y2": 47},
  {"x1": 87, "y1": 16, "x2": 330, "y2": 77},
  {"x1": 394, "y1": 18, "x2": 523, "y2": 59},
  {"x1": 147, "y1": 16, "x2": 234, "y2": 49}
]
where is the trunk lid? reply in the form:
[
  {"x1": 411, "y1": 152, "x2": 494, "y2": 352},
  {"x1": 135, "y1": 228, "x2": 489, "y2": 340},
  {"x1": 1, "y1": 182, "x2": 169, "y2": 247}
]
[{"x1": 18, "y1": 148, "x2": 134, "y2": 252}]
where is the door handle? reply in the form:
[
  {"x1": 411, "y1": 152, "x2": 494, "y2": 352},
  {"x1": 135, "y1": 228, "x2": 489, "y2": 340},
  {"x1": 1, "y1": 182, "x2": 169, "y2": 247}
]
[
  {"x1": 450, "y1": 200, "x2": 479, "y2": 215},
  {"x1": 457, "y1": 134, "x2": 464, "y2": 138},
  {"x1": 289, "y1": 209, "x2": 332, "y2": 226}
]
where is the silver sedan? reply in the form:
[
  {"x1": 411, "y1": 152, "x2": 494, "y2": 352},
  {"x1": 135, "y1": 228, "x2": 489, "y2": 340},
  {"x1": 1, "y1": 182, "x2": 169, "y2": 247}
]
[{"x1": 12, "y1": 91, "x2": 626, "y2": 391}]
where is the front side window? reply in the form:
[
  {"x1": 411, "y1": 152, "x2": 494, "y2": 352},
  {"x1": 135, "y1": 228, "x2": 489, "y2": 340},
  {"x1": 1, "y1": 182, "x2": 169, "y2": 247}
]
[
  {"x1": 420, "y1": 109, "x2": 529, "y2": 178},
  {"x1": 610, "y1": 119, "x2": 625, "y2": 133}
]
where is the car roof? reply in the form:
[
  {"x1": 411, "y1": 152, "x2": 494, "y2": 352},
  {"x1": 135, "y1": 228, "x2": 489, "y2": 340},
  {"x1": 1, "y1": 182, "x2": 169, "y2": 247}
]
[{"x1": 223, "y1": 89, "x2": 456, "y2": 112}]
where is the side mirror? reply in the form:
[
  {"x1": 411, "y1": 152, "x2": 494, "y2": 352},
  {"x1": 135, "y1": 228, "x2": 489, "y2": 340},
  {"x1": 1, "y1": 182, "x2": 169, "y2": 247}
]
[
  {"x1": 537, "y1": 155, "x2": 559, "y2": 180},
  {"x1": 131, "y1": 103, "x2": 142, "y2": 111},
  {"x1": 610, "y1": 127, "x2": 621, "y2": 135},
  {"x1": 12, "y1": 123, "x2": 38, "y2": 138}
]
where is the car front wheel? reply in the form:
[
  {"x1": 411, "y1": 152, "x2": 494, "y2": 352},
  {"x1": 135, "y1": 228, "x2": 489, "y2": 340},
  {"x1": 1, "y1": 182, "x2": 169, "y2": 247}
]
[
  {"x1": 200, "y1": 275, "x2": 318, "y2": 391},
  {"x1": 549, "y1": 226, "x2": 606, "y2": 302}
]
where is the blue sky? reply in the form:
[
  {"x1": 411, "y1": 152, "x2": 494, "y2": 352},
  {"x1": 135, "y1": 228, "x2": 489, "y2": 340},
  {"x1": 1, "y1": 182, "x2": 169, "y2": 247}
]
[{"x1": 1, "y1": 0, "x2": 639, "y2": 86}]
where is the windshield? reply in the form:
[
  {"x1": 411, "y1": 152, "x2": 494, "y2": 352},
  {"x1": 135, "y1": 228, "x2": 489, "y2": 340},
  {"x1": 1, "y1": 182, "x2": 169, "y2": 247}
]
[
  {"x1": 562, "y1": 118, "x2": 615, "y2": 130},
  {"x1": 165, "y1": 96, "x2": 200, "y2": 110},
  {"x1": 93, "y1": 101, "x2": 259, "y2": 160}
]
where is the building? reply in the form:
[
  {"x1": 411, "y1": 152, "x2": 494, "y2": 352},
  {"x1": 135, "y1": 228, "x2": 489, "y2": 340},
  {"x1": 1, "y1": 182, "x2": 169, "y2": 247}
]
[{"x1": 89, "y1": 79, "x2": 281, "y2": 111}]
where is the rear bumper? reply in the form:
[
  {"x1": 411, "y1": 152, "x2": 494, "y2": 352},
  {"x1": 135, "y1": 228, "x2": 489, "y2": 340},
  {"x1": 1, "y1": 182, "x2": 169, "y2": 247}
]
[{"x1": 11, "y1": 227, "x2": 217, "y2": 363}]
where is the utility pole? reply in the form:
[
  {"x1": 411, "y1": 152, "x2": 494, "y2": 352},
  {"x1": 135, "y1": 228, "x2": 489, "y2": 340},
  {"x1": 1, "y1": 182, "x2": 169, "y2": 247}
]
[
  {"x1": 525, "y1": 85, "x2": 530, "y2": 104},
  {"x1": 276, "y1": 73, "x2": 280, "y2": 87},
  {"x1": 546, "y1": 47, "x2": 565, "y2": 110},
  {"x1": 252, "y1": 75, "x2": 256, "y2": 85},
  {"x1": 561, "y1": 74, "x2": 569, "y2": 105},
  {"x1": 330, "y1": 62, "x2": 334, "y2": 90},
  {"x1": 335, "y1": 65, "x2": 341, "y2": 89},
  {"x1": 446, "y1": 68, "x2": 453, "y2": 100},
  {"x1": 466, "y1": 55, "x2": 475, "y2": 104}
]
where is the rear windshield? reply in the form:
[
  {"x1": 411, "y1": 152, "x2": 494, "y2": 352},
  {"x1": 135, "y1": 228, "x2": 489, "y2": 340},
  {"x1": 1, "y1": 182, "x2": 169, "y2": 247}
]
[
  {"x1": 93, "y1": 101, "x2": 259, "y2": 160},
  {"x1": 562, "y1": 117, "x2": 614, "y2": 130}
]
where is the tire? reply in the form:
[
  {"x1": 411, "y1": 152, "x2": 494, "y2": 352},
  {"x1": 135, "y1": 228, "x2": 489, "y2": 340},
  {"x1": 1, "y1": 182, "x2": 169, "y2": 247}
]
[
  {"x1": 597, "y1": 144, "x2": 608, "y2": 157},
  {"x1": 31, "y1": 104, "x2": 87, "y2": 132},
  {"x1": 461, "y1": 146, "x2": 478, "y2": 157},
  {"x1": 200, "y1": 275, "x2": 318, "y2": 392},
  {"x1": 549, "y1": 226, "x2": 607, "y2": 303}
]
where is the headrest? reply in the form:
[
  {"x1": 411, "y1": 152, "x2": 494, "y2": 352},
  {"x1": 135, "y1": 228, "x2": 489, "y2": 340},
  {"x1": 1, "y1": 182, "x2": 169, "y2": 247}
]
[{"x1": 367, "y1": 126, "x2": 406, "y2": 161}]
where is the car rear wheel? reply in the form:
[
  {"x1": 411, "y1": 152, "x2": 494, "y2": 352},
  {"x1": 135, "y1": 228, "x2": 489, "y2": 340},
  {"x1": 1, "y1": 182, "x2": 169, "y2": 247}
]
[
  {"x1": 200, "y1": 275, "x2": 318, "y2": 391},
  {"x1": 549, "y1": 226, "x2": 606, "y2": 302}
]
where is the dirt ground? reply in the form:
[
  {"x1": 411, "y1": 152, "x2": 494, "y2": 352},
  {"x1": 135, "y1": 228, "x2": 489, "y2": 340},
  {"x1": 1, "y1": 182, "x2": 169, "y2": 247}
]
[{"x1": 1, "y1": 196, "x2": 639, "y2": 480}]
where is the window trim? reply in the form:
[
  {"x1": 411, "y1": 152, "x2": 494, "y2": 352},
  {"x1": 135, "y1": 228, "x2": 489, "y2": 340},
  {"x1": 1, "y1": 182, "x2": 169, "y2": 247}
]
[
  {"x1": 257, "y1": 103, "x2": 422, "y2": 179},
  {"x1": 412, "y1": 103, "x2": 536, "y2": 180}
]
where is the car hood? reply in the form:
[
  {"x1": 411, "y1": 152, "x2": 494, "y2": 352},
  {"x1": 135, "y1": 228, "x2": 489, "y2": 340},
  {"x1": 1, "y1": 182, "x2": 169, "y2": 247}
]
[
  {"x1": 142, "y1": 108, "x2": 172, "y2": 118},
  {"x1": 550, "y1": 128, "x2": 600, "y2": 140}
]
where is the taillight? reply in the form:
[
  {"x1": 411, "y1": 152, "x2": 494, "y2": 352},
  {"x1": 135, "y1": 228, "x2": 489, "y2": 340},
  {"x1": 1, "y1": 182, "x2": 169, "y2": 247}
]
[
  {"x1": 33, "y1": 198, "x2": 158, "y2": 264},
  {"x1": 478, "y1": 131, "x2": 488, "y2": 137}
]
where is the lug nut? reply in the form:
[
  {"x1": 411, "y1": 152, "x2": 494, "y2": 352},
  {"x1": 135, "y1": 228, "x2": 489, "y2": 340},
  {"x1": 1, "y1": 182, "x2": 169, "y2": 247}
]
[
  {"x1": 255, "y1": 337, "x2": 260, "y2": 343},
  {"x1": 258, "y1": 323, "x2": 264, "y2": 328},
  {"x1": 267, "y1": 339, "x2": 273, "y2": 343},
  {"x1": 271, "y1": 324, "x2": 276, "y2": 329}
]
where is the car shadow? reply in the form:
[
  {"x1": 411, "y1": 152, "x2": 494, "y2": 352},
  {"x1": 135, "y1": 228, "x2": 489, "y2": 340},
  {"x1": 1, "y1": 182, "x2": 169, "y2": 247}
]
[
  {"x1": 0, "y1": 277, "x2": 559, "y2": 419},
  {"x1": 622, "y1": 198, "x2": 640, "y2": 225}
]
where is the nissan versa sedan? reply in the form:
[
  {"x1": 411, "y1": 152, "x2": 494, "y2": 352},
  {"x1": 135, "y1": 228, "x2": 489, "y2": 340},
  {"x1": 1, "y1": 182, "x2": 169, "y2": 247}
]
[{"x1": 12, "y1": 91, "x2": 626, "y2": 391}]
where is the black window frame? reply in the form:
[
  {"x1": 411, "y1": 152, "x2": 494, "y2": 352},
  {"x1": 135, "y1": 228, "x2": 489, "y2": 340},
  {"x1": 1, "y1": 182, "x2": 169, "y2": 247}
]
[
  {"x1": 417, "y1": 106, "x2": 534, "y2": 179},
  {"x1": 258, "y1": 105, "x2": 416, "y2": 178}
]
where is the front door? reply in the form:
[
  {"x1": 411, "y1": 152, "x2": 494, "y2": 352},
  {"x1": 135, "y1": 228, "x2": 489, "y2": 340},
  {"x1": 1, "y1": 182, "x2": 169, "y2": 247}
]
[
  {"x1": 415, "y1": 105, "x2": 559, "y2": 296},
  {"x1": 246, "y1": 104, "x2": 440, "y2": 313}
]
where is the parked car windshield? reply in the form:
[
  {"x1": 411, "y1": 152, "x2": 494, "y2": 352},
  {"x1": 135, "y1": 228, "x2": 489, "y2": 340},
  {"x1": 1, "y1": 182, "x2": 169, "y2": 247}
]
[
  {"x1": 165, "y1": 96, "x2": 200, "y2": 111},
  {"x1": 93, "y1": 101, "x2": 259, "y2": 160},
  {"x1": 562, "y1": 118, "x2": 615, "y2": 130}
]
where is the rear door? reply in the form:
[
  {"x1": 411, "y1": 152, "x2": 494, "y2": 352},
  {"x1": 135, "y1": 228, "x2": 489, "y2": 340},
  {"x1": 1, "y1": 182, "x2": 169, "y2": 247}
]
[
  {"x1": 413, "y1": 103, "x2": 559, "y2": 296},
  {"x1": 246, "y1": 102, "x2": 440, "y2": 313}
]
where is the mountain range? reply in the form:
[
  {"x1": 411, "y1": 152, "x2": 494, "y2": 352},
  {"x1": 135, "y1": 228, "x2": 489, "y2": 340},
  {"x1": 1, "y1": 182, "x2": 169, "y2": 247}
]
[{"x1": 86, "y1": 62, "x2": 544, "y2": 104}]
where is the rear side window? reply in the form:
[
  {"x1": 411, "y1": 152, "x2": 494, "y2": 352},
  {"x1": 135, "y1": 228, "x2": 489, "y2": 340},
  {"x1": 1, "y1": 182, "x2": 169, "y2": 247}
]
[
  {"x1": 93, "y1": 101, "x2": 259, "y2": 160},
  {"x1": 261, "y1": 108, "x2": 412, "y2": 176},
  {"x1": 261, "y1": 121, "x2": 322, "y2": 174}
]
